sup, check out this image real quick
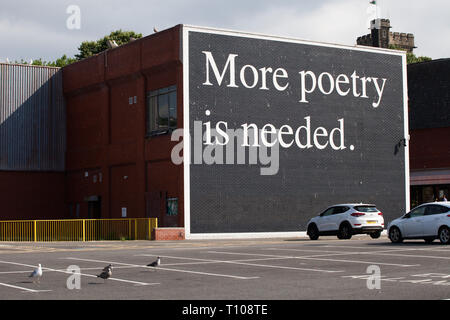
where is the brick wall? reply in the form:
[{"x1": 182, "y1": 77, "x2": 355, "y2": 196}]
[{"x1": 154, "y1": 228, "x2": 185, "y2": 240}]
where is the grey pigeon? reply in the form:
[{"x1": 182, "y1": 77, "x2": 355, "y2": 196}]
[
  {"x1": 102, "y1": 264, "x2": 113, "y2": 272},
  {"x1": 147, "y1": 257, "x2": 160, "y2": 271},
  {"x1": 29, "y1": 264, "x2": 42, "y2": 284},
  {"x1": 97, "y1": 265, "x2": 112, "y2": 282}
]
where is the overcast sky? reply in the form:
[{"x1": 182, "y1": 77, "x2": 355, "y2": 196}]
[{"x1": 1, "y1": 0, "x2": 449, "y2": 63}]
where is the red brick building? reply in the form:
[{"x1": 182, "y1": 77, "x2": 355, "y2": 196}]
[
  {"x1": 1, "y1": 24, "x2": 448, "y2": 235},
  {"x1": 62, "y1": 25, "x2": 184, "y2": 227},
  {"x1": 408, "y1": 58, "x2": 450, "y2": 206}
]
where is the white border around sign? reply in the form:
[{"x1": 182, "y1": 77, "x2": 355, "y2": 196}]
[{"x1": 181, "y1": 24, "x2": 409, "y2": 240}]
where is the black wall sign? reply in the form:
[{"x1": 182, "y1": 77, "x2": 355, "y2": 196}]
[{"x1": 183, "y1": 27, "x2": 408, "y2": 237}]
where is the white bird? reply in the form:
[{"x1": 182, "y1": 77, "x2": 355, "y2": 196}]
[
  {"x1": 147, "y1": 257, "x2": 160, "y2": 271},
  {"x1": 153, "y1": 27, "x2": 158, "y2": 33},
  {"x1": 29, "y1": 264, "x2": 42, "y2": 284},
  {"x1": 106, "y1": 39, "x2": 118, "y2": 49}
]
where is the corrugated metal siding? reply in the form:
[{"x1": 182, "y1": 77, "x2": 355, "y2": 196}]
[{"x1": 0, "y1": 63, "x2": 66, "y2": 171}]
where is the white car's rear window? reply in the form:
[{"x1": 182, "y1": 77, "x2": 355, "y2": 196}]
[{"x1": 354, "y1": 206, "x2": 379, "y2": 213}]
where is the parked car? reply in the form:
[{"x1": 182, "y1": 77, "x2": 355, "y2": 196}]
[
  {"x1": 388, "y1": 202, "x2": 450, "y2": 244},
  {"x1": 306, "y1": 204, "x2": 384, "y2": 240}
]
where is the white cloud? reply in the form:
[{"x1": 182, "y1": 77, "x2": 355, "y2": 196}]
[
  {"x1": 232, "y1": 0, "x2": 367, "y2": 46},
  {"x1": 0, "y1": 0, "x2": 449, "y2": 61},
  {"x1": 232, "y1": 0, "x2": 449, "y2": 59}
]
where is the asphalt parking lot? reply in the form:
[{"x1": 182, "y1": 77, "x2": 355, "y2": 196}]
[{"x1": 0, "y1": 235, "x2": 449, "y2": 300}]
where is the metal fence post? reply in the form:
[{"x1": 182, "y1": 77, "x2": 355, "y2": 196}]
[
  {"x1": 33, "y1": 220, "x2": 37, "y2": 242},
  {"x1": 147, "y1": 218, "x2": 153, "y2": 240},
  {"x1": 82, "y1": 219, "x2": 86, "y2": 242}
]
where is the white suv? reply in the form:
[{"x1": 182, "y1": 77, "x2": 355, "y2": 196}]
[
  {"x1": 306, "y1": 204, "x2": 384, "y2": 240},
  {"x1": 388, "y1": 202, "x2": 450, "y2": 244}
]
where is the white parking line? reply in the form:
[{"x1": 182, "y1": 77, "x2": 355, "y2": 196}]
[
  {"x1": 208, "y1": 251, "x2": 419, "y2": 267},
  {"x1": 65, "y1": 257, "x2": 260, "y2": 280},
  {"x1": 266, "y1": 247, "x2": 414, "y2": 254},
  {"x1": 136, "y1": 254, "x2": 341, "y2": 273},
  {"x1": 134, "y1": 256, "x2": 300, "y2": 267},
  {"x1": 0, "y1": 259, "x2": 158, "y2": 287},
  {"x1": 266, "y1": 247, "x2": 450, "y2": 261},
  {"x1": 0, "y1": 282, "x2": 52, "y2": 293},
  {"x1": 321, "y1": 245, "x2": 450, "y2": 253}
]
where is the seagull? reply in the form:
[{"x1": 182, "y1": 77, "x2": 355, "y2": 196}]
[
  {"x1": 97, "y1": 265, "x2": 112, "y2": 282},
  {"x1": 29, "y1": 264, "x2": 42, "y2": 284},
  {"x1": 147, "y1": 257, "x2": 160, "y2": 271},
  {"x1": 153, "y1": 27, "x2": 158, "y2": 33}
]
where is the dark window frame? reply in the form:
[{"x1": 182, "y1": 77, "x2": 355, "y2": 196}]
[
  {"x1": 320, "y1": 207, "x2": 335, "y2": 217},
  {"x1": 333, "y1": 206, "x2": 350, "y2": 214},
  {"x1": 146, "y1": 85, "x2": 177, "y2": 137},
  {"x1": 409, "y1": 205, "x2": 426, "y2": 218},
  {"x1": 425, "y1": 205, "x2": 450, "y2": 215}
]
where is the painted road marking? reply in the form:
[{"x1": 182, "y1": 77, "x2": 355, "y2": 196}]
[
  {"x1": 267, "y1": 247, "x2": 450, "y2": 261},
  {"x1": 342, "y1": 274, "x2": 450, "y2": 286},
  {"x1": 65, "y1": 257, "x2": 260, "y2": 280},
  {"x1": 320, "y1": 244, "x2": 450, "y2": 254},
  {"x1": 0, "y1": 259, "x2": 158, "y2": 287},
  {"x1": 136, "y1": 254, "x2": 339, "y2": 273},
  {"x1": 0, "y1": 282, "x2": 52, "y2": 293},
  {"x1": 0, "y1": 270, "x2": 33, "y2": 274},
  {"x1": 134, "y1": 256, "x2": 300, "y2": 267},
  {"x1": 208, "y1": 250, "x2": 419, "y2": 267}
]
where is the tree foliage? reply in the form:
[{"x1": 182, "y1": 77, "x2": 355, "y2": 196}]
[
  {"x1": 75, "y1": 30, "x2": 142, "y2": 60},
  {"x1": 12, "y1": 30, "x2": 142, "y2": 68},
  {"x1": 388, "y1": 45, "x2": 432, "y2": 64},
  {"x1": 406, "y1": 52, "x2": 432, "y2": 64},
  {"x1": 15, "y1": 55, "x2": 77, "y2": 67}
]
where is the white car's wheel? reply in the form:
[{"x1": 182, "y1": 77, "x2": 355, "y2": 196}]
[
  {"x1": 338, "y1": 223, "x2": 352, "y2": 240},
  {"x1": 438, "y1": 226, "x2": 450, "y2": 244},
  {"x1": 389, "y1": 227, "x2": 403, "y2": 243},
  {"x1": 370, "y1": 231, "x2": 381, "y2": 239},
  {"x1": 307, "y1": 224, "x2": 319, "y2": 240}
]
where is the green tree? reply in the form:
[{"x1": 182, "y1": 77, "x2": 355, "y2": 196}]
[
  {"x1": 388, "y1": 45, "x2": 432, "y2": 64},
  {"x1": 12, "y1": 30, "x2": 142, "y2": 67},
  {"x1": 14, "y1": 55, "x2": 76, "y2": 67},
  {"x1": 75, "y1": 30, "x2": 142, "y2": 60},
  {"x1": 406, "y1": 52, "x2": 432, "y2": 64}
]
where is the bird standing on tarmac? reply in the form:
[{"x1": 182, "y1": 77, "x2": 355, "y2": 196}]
[
  {"x1": 102, "y1": 264, "x2": 113, "y2": 272},
  {"x1": 147, "y1": 257, "x2": 160, "y2": 271},
  {"x1": 97, "y1": 264, "x2": 112, "y2": 283},
  {"x1": 29, "y1": 264, "x2": 42, "y2": 284}
]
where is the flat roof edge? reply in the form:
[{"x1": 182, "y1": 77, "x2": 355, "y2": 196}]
[{"x1": 181, "y1": 24, "x2": 406, "y2": 56}]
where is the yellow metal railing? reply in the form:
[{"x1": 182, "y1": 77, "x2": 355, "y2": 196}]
[{"x1": 0, "y1": 218, "x2": 158, "y2": 242}]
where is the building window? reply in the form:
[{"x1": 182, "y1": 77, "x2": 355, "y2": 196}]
[
  {"x1": 146, "y1": 85, "x2": 177, "y2": 136},
  {"x1": 167, "y1": 198, "x2": 178, "y2": 216},
  {"x1": 75, "y1": 203, "x2": 80, "y2": 218}
]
